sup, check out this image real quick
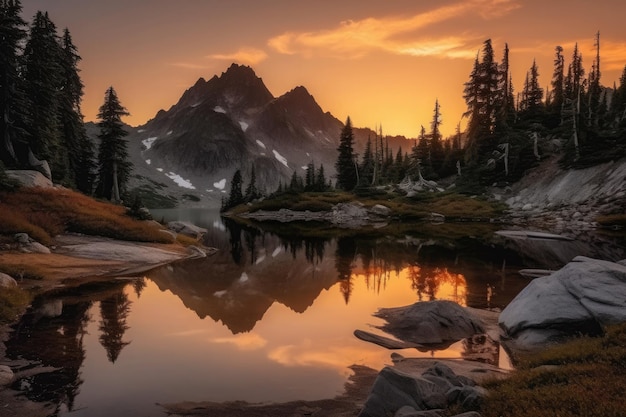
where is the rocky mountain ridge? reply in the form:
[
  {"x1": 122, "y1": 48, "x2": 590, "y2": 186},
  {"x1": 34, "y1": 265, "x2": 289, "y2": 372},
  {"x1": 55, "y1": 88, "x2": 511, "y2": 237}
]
[{"x1": 118, "y1": 63, "x2": 413, "y2": 208}]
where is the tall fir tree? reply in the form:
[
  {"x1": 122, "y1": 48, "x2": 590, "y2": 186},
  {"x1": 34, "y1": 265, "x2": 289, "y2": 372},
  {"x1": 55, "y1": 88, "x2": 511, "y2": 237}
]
[
  {"x1": 58, "y1": 28, "x2": 95, "y2": 193},
  {"x1": 549, "y1": 46, "x2": 565, "y2": 121},
  {"x1": 430, "y1": 99, "x2": 445, "y2": 174},
  {"x1": 587, "y1": 31, "x2": 602, "y2": 127},
  {"x1": 0, "y1": 0, "x2": 30, "y2": 167},
  {"x1": 335, "y1": 116, "x2": 357, "y2": 190},
  {"x1": 226, "y1": 169, "x2": 243, "y2": 209},
  {"x1": 359, "y1": 135, "x2": 375, "y2": 186},
  {"x1": 95, "y1": 87, "x2": 131, "y2": 202},
  {"x1": 519, "y1": 60, "x2": 544, "y2": 120},
  {"x1": 23, "y1": 11, "x2": 65, "y2": 180},
  {"x1": 244, "y1": 166, "x2": 258, "y2": 201}
]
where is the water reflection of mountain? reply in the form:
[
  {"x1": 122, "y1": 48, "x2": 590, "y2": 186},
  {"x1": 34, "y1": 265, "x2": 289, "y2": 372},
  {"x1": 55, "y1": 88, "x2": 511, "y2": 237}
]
[{"x1": 148, "y1": 220, "x2": 526, "y2": 334}]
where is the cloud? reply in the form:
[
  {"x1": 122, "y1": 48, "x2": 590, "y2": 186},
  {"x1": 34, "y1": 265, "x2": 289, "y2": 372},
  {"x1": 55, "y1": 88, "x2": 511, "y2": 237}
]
[
  {"x1": 211, "y1": 333, "x2": 267, "y2": 351},
  {"x1": 169, "y1": 62, "x2": 211, "y2": 70},
  {"x1": 208, "y1": 47, "x2": 268, "y2": 65},
  {"x1": 268, "y1": 0, "x2": 520, "y2": 60}
]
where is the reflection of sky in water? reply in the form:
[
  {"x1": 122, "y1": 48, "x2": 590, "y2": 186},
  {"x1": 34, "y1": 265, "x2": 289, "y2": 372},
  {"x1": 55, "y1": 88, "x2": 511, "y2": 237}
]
[{"x1": 65, "y1": 265, "x2": 476, "y2": 416}]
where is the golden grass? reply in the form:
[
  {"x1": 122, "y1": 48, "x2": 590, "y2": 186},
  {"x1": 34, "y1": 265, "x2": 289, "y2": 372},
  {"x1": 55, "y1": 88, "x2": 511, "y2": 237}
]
[
  {"x1": 0, "y1": 187, "x2": 173, "y2": 244},
  {"x1": 0, "y1": 286, "x2": 33, "y2": 324},
  {"x1": 480, "y1": 323, "x2": 626, "y2": 417}
]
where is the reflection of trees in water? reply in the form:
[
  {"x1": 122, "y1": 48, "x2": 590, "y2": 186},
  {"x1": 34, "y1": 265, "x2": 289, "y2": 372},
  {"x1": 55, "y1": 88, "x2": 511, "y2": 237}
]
[
  {"x1": 98, "y1": 290, "x2": 132, "y2": 363},
  {"x1": 133, "y1": 277, "x2": 147, "y2": 298},
  {"x1": 6, "y1": 298, "x2": 92, "y2": 414},
  {"x1": 335, "y1": 237, "x2": 356, "y2": 304}
]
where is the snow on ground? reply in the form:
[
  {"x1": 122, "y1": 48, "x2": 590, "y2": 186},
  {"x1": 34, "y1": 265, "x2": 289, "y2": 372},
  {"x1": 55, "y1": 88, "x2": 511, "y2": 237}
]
[
  {"x1": 273, "y1": 150, "x2": 289, "y2": 168},
  {"x1": 256, "y1": 140, "x2": 266, "y2": 149},
  {"x1": 165, "y1": 172, "x2": 196, "y2": 190},
  {"x1": 145, "y1": 159, "x2": 151, "y2": 165},
  {"x1": 137, "y1": 129, "x2": 146, "y2": 133},
  {"x1": 255, "y1": 255, "x2": 266, "y2": 265},
  {"x1": 157, "y1": 168, "x2": 164, "y2": 172},
  {"x1": 214, "y1": 106, "x2": 226, "y2": 113},
  {"x1": 214, "y1": 290, "x2": 227, "y2": 298},
  {"x1": 239, "y1": 121, "x2": 249, "y2": 132},
  {"x1": 142, "y1": 137, "x2": 158, "y2": 150},
  {"x1": 239, "y1": 272, "x2": 249, "y2": 283},
  {"x1": 301, "y1": 166, "x2": 308, "y2": 170},
  {"x1": 213, "y1": 178, "x2": 227, "y2": 190},
  {"x1": 167, "y1": 130, "x2": 173, "y2": 136},
  {"x1": 191, "y1": 102, "x2": 202, "y2": 108}
]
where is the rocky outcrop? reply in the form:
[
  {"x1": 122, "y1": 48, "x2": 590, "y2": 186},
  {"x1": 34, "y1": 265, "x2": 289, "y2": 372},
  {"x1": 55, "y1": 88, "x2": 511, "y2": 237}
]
[
  {"x1": 5, "y1": 170, "x2": 53, "y2": 188},
  {"x1": 356, "y1": 300, "x2": 485, "y2": 351},
  {"x1": 0, "y1": 272, "x2": 17, "y2": 288},
  {"x1": 499, "y1": 256, "x2": 626, "y2": 354},
  {"x1": 14, "y1": 233, "x2": 50, "y2": 254},
  {"x1": 167, "y1": 221, "x2": 208, "y2": 239},
  {"x1": 240, "y1": 202, "x2": 392, "y2": 228},
  {"x1": 359, "y1": 363, "x2": 486, "y2": 417}
]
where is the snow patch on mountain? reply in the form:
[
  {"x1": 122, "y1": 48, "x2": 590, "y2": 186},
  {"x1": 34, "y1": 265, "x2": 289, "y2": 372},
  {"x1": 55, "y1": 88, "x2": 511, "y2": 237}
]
[
  {"x1": 213, "y1": 178, "x2": 227, "y2": 190},
  {"x1": 256, "y1": 140, "x2": 266, "y2": 149},
  {"x1": 272, "y1": 246, "x2": 283, "y2": 257},
  {"x1": 239, "y1": 272, "x2": 249, "y2": 283},
  {"x1": 142, "y1": 137, "x2": 158, "y2": 150},
  {"x1": 214, "y1": 106, "x2": 226, "y2": 114},
  {"x1": 165, "y1": 172, "x2": 196, "y2": 190},
  {"x1": 273, "y1": 150, "x2": 288, "y2": 168},
  {"x1": 167, "y1": 130, "x2": 173, "y2": 136},
  {"x1": 145, "y1": 159, "x2": 151, "y2": 165},
  {"x1": 157, "y1": 168, "x2": 164, "y2": 172},
  {"x1": 239, "y1": 121, "x2": 249, "y2": 131}
]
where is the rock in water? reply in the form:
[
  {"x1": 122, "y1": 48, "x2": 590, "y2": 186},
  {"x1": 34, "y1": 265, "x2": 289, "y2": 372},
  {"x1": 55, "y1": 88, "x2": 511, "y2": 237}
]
[{"x1": 499, "y1": 256, "x2": 626, "y2": 352}]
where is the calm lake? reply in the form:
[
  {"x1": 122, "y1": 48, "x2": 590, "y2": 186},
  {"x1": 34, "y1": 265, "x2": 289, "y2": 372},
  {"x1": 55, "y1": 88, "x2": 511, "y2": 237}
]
[{"x1": 6, "y1": 209, "x2": 625, "y2": 417}]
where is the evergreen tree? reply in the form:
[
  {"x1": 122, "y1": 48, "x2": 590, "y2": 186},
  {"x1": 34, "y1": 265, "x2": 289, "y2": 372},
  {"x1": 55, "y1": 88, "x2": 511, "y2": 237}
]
[
  {"x1": 226, "y1": 169, "x2": 243, "y2": 208},
  {"x1": 289, "y1": 169, "x2": 303, "y2": 192},
  {"x1": 549, "y1": 46, "x2": 565, "y2": 121},
  {"x1": 610, "y1": 65, "x2": 626, "y2": 126},
  {"x1": 244, "y1": 166, "x2": 258, "y2": 201},
  {"x1": 496, "y1": 43, "x2": 516, "y2": 131},
  {"x1": 335, "y1": 116, "x2": 357, "y2": 190},
  {"x1": 95, "y1": 86, "x2": 131, "y2": 202},
  {"x1": 359, "y1": 135, "x2": 375, "y2": 186},
  {"x1": 430, "y1": 99, "x2": 445, "y2": 174},
  {"x1": 587, "y1": 31, "x2": 602, "y2": 127},
  {"x1": 463, "y1": 39, "x2": 500, "y2": 163},
  {"x1": 58, "y1": 28, "x2": 94, "y2": 193},
  {"x1": 315, "y1": 164, "x2": 327, "y2": 191},
  {"x1": 304, "y1": 161, "x2": 315, "y2": 191},
  {"x1": 519, "y1": 60, "x2": 544, "y2": 120},
  {"x1": 564, "y1": 43, "x2": 585, "y2": 102},
  {"x1": 0, "y1": 0, "x2": 29, "y2": 167},
  {"x1": 23, "y1": 11, "x2": 65, "y2": 179}
]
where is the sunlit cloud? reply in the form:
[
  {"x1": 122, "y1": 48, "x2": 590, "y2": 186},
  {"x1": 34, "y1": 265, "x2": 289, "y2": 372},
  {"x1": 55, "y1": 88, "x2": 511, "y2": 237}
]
[
  {"x1": 211, "y1": 333, "x2": 267, "y2": 351},
  {"x1": 169, "y1": 62, "x2": 211, "y2": 70},
  {"x1": 267, "y1": 0, "x2": 520, "y2": 60},
  {"x1": 208, "y1": 47, "x2": 268, "y2": 65},
  {"x1": 268, "y1": 342, "x2": 382, "y2": 373}
]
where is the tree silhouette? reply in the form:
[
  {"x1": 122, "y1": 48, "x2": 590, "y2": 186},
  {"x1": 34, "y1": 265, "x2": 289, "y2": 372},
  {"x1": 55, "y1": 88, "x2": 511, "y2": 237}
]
[{"x1": 98, "y1": 291, "x2": 132, "y2": 363}]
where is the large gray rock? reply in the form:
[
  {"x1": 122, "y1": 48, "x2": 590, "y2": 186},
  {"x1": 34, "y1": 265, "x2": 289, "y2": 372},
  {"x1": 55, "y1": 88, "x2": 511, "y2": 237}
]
[
  {"x1": 14, "y1": 233, "x2": 51, "y2": 254},
  {"x1": 372, "y1": 300, "x2": 485, "y2": 349},
  {"x1": 5, "y1": 170, "x2": 53, "y2": 188},
  {"x1": 167, "y1": 221, "x2": 208, "y2": 239},
  {"x1": 359, "y1": 363, "x2": 485, "y2": 417},
  {"x1": 0, "y1": 365, "x2": 14, "y2": 386},
  {"x1": 0, "y1": 272, "x2": 17, "y2": 287},
  {"x1": 499, "y1": 256, "x2": 626, "y2": 351}
]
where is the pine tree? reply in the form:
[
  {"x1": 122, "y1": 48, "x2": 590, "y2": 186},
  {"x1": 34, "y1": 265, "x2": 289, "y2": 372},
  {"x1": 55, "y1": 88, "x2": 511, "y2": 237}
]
[
  {"x1": 225, "y1": 169, "x2": 243, "y2": 210},
  {"x1": 0, "y1": 0, "x2": 30, "y2": 167},
  {"x1": 58, "y1": 28, "x2": 95, "y2": 193},
  {"x1": 95, "y1": 87, "x2": 131, "y2": 202},
  {"x1": 519, "y1": 60, "x2": 544, "y2": 120},
  {"x1": 304, "y1": 161, "x2": 315, "y2": 191},
  {"x1": 549, "y1": 46, "x2": 565, "y2": 121},
  {"x1": 315, "y1": 164, "x2": 327, "y2": 191},
  {"x1": 463, "y1": 39, "x2": 500, "y2": 163},
  {"x1": 587, "y1": 31, "x2": 602, "y2": 127},
  {"x1": 335, "y1": 117, "x2": 357, "y2": 190},
  {"x1": 23, "y1": 11, "x2": 64, "y2": 179},
  {"x1": 244, "y1": 166, "x2": 258, "y2": 201},
  {"x1": 359, "y1": 135, "x2": 375, "y2": 186},
  {"x1": 430, "y1": 99, "x2": 445, "y2": 174}
]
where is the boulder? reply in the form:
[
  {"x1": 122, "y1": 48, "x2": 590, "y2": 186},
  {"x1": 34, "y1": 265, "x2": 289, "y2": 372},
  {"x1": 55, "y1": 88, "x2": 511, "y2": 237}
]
[
  {"x1": 14, "y1": 233, "x2": 51, "y2": 254},
  {"x1": 499, "y1": 256, "x2": 626, "y2": 352},
  {"x1": 167, "y1": 221, "x2": 207, "y2": 239},
  {"x1": 5, "y1": 169, "x2": 53, "y2": 188},
  {"x1": 369, "y1": 204, "x2": 392, "y2": 217},
  {"x1": 0, "y1": 272, "x2": 17, "y2": 287},
  {"x1": 359, "y1": 363, "x2": 485, "y2": 417},
  {"x1": 371, "y1": 300, "x2": 485, "y2": 349},
  {"x1": 0, "y1": 365, "x2": 14, "y2": 386}
]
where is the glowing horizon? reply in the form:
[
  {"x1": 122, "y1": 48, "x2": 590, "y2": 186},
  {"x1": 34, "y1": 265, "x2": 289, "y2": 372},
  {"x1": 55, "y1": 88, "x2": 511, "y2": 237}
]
[{"x1": 20, "y1": 0, "x2": 626, "y2": 138}]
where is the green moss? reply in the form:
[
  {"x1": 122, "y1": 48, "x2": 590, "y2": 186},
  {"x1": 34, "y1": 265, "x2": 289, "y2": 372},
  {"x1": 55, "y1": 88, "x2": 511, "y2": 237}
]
[{"x1": 480, "y1": 323, "x2": 626, "y2": 417}]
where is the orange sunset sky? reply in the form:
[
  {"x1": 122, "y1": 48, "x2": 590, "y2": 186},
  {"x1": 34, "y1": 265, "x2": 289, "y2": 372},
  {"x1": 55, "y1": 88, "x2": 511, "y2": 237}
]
[{"x1": 21, "y1": 0, "x2": 626, "y2": 138}]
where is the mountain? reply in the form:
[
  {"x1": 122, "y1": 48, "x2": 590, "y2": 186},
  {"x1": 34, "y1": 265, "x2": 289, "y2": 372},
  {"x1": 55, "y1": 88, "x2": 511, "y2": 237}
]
[{"x1": 121, "y1": 63, "x2": 413, "y2": 208}]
